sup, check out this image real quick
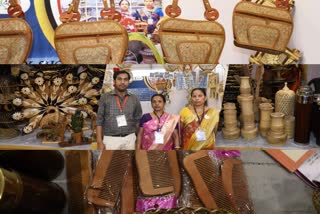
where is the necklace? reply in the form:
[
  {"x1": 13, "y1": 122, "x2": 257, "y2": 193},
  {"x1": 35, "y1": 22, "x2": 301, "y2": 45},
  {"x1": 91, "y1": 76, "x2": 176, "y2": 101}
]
[
  {"x1": 193, "y1": 105, "x2": 205, "y2": 125},
  {"x1": 153, "y1": 111, "x2": 164, "y2": 131}
]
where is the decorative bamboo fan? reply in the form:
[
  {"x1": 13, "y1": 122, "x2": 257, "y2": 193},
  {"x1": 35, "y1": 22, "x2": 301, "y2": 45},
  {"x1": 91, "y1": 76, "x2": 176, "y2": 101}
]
[{"x1": 11, "y1": 65, "x2": 104, "y2": 134}]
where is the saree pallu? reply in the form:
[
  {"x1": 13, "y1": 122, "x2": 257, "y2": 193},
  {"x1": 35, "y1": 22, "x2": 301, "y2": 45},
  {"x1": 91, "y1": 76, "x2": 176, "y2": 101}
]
[
  {"x1": 141, "y1": 114, "x2": 180, "y2": 150},
  {"x1": 180, "y1": 107, "x2": 220, "y2": 150}
]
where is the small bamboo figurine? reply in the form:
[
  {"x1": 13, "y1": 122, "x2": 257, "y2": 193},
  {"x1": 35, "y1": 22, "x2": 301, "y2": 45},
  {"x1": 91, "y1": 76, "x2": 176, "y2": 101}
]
[
  {"x1": 259, "y1": 103, "x2": 274, "y2": 138},
  {"x1": 266, "y1": 112, "x2": 288, "y2": 146},
  {"x1": 240, "y1": 76, "x2": 251, "y2": 95},
  {"x1": 275, "y1": 82, "x2": 295, "y2": 116},
  {"x1": 222, "y1": 103, "x2": 240, "y2": 140},
  {"x1": 238, "y1": 94, "x2": 258, "y2": 140},
  {"x1": 284, "y1": 116, "x2": 295, "y2": 139}
]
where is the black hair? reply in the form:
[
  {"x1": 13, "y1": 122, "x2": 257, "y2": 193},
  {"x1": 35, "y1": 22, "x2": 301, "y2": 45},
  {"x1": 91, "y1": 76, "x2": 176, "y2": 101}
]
[
  {"x1": 191, "y1": 88, "x2": 207, "y2": 97},
  {"x1": 191, "y1": 88, "x2": 207, "y2": 106},
  {"x1": 119, "y1": 0, "x2": 130, "y2": 6},
  {"x1": 151, "y1": 94, "x2": 166, "y2": 103},
  {"x1": 113, "y1": 70, "x2": 131, "y2": 80}
]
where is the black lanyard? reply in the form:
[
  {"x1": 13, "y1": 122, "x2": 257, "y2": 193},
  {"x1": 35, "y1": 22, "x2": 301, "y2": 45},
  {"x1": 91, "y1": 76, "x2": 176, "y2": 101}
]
[
  {"x1": 194, "y1": 106, "x2": 205, "y2": 125},
  {"x1": 154, "y1": 111, "x2": 164, "y2": 131}
]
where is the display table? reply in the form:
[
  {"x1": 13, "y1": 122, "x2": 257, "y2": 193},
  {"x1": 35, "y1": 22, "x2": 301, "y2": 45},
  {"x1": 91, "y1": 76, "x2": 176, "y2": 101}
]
[
  {"x1": 216, "y1": 131, "x2": 319, "y2": 150},
  {"x1": 1, "y1": 129, "x2": 318, "y2": 150},
  {"x1": 0, "y1": 128, "x2": 94, "y2": 150}
]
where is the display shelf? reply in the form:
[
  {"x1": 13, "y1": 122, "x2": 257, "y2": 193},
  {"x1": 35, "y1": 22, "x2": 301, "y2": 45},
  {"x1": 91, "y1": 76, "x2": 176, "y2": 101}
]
[
  {"x1": 0, "y1": 127, "x2": 93, "y2": 150},
  {"x1": 216, "y1": 131, "x2": 319, "y2": 150}
]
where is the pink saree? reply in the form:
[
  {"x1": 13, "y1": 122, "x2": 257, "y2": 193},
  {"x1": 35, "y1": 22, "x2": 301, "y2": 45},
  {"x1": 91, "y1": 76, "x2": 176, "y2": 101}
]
[{"x1": 141, "y1": 114, "x2": 180, "y2": 150}]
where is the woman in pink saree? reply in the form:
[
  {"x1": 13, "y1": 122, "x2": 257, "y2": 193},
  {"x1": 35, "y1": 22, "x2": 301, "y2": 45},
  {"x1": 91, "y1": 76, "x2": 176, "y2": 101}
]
[{"x1": 136, "y1": 94, "x2": 180, "y2": 150}]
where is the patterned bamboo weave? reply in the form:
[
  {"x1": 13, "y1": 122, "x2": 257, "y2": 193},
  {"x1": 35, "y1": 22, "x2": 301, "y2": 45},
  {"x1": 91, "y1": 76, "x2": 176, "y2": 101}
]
[
  {"x1": 233, "y1": 1, "x2": 293, "y2": 54},
  {"x1": 0, "y1": 19, "x2": 32, "y2": 64},
  {"x1": 159, "y1": 0, "x2": 225, "y2": 64},
  {"x1": 55, "y1": 21, "x2": 128, "y2": 64}
]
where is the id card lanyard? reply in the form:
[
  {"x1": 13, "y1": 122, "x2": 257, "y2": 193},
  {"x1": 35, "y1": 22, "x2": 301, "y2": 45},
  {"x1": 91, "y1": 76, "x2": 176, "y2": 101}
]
[
  {"x1": 194, "y1": 106, "x2": 206, "y2": 141},
  {"x1": 115, "y1": 95, "x2": 129, "y2": 127},
  {"x1": 115, "y1": 95, "x2": 129, "y2": 113},
  {"x1": 154, "y1": 111, "x2": 164, "y2": 144},
  {"x1": 194, "y1": 106, "x2": 205, "y2": 126},
  {"x1": 144, "y1": 8, "x2": 154, "y2": 24},
  {"x1": 154, "y1": 111, "x2": 164, "y2": 132}
]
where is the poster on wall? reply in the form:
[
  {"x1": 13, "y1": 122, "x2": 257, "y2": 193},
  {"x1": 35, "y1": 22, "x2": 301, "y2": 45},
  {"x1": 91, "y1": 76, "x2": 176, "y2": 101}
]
[
  {"x1": 0, "y1": 0, "x2": 164, "y2": 64},
  {"x1": 123, "y1": 65, "x2": 227, "y2": 114},
  {"x1": 128, "y1": 70, "x2": 210, "y2": 102},
  {"x1": 128, "y1": 78, "x2": 157, "y2": 102}
]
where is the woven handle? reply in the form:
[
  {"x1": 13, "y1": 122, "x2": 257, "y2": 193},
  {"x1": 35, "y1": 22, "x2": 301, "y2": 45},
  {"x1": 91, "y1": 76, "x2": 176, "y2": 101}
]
[
  {"x1": 165, "y1": 0, "x2": 219, "y2": 21},
  {"x1": 7, "y1": 0, "x2": 25, "y2": 18},
  {"x1": 165, "y1": 0, "x2": 181, "y2": 18},
  {"x1": 60, "y1": 0, "x2": 122, "y2": 23},
  {"x1": 60, "y1": 0, "x2": 81, "y2": 23},
  {"x1": 101, "y1": 0, "x2": 122, "y2": 21},
  {"x1": 202, "y1": 0, "x2": 219, "y2": 21}
]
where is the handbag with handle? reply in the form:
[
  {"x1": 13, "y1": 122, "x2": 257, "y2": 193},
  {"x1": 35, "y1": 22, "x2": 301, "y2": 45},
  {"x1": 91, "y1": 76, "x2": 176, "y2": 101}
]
[
  {"x1": 233, "y1": 0, "x2": 293, "y2": 54},
  {"x1": 54, "y1": 0, "x2": 128, "y2": 64},
  {"x1": 159, "y1": 0, "x2": 225, "y2": 64},
  {"x1": 0, "y1": 0, "x2": 32, "y2": 64}
]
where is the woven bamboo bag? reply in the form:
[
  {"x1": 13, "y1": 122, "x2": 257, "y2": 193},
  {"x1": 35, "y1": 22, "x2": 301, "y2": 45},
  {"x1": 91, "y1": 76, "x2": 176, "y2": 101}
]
[
  {"x1": 0, "y1": 0, "x2": 32, "y2": 64},
  {"x1": 233, "y1": 0, "x2": 293, "y2": 54},
  {"x1": 54, "y1": 0, "x2": 128, "y2": 64},
  {"x1": 159, "y1": 0, "x2": 225, "y2": 64}
]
